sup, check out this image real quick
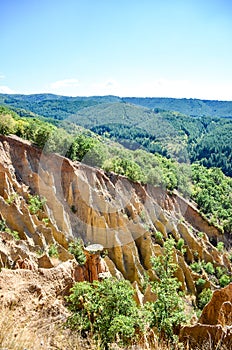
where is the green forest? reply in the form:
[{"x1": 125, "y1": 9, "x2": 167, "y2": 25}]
[{"x1": 1, "y1": 93, "x2": 231, "y2": 176}]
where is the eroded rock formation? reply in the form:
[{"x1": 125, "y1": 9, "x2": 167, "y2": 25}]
[
  {"x1": 0, "y1": 134, "x2": 230, "y2": 289},
  {"x1": 180, "y1": 283, "x2": 232, "y2": 349}
]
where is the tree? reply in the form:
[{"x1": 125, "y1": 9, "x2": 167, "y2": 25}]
[
  {"x1": 148, "y1": 238, "x2": 186, "y2": 340},
  {"x1": 66, "y1": 278, "x2": 144, "y2": 349},
  {"x1": 0, "y1": 113, "x2": 17, "y2": 135}
]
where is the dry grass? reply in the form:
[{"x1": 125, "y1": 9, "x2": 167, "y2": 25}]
[
  {"x1": 0, "y1": 309, "x2": 90, "y2": 350},
  {"x1": 0, "y1": 311, "x2": 180, "y2": 350},
  {"x1": 1, "y1": 310, "x2": 229, "y2": 350}
]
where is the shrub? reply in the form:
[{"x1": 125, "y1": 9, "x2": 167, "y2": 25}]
[
  {"x1": 5, "y1": 193, "x2": 18, "y2": 205},
  {"x1": 198, "y1": 232, "x2": 204, "y2": 239},
  {"x1": 149, "y1": 238, "x2": 186, "y2": 340},
  {"x1": 155, "y1": 231, "x2": 163, "y2": 242},
  {"x1": 216, "y1": 242, "x2": 224, "y2": 252},
  {"x1": 0, "y1": 219, "x2": 6, "y2": 231},
  {"x1": 198, "y1": 288, "x2": 213, "y2": 309},
  {"x1": 0, "y1": 220, "x2": 20, "y2": 240},
  {"x1": 28, "y1": 194, "x2": 46, "y2": 215},
  {"x1": 204, "y1": 262, "x2": 215, "y2": 275},
  {"x1": 176, "y1": 238, "x2": 186, "y2": 254},
  {"x1": 216, "y1": 266, "x2": 224, "y2": 279},
  {"x1": 5, "y1": 228, "x2": 20, "y2": 240},
  {"x1": 176, "y1": 238, "x2": 184, "y2": 251},
  {"x1": 190, "y1": 262, "x2": 202, "y2": 273},
  {"x1": 196, "y1": 278, "x2": 206, "y2": 287},
  {"x1": 219, "y1": 274, "x2": 231, "y2": 287},
  {"x1": 66, "y1": 278, "x2": 145, "y2": 349},
  {"x1": 68, "y1": 239, "x2": 87, "y2": 266},
  {"x1": 48, "y1": 244, "x2": 59, "y2": 258}
]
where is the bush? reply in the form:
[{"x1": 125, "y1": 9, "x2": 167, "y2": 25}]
[
  {"x1": 68, "y1": 239, "x2": 87, "y2": 266},
  {"x1": 176, "y1": 238, "x2": 186, "y2": 254},
  {"x1": 5, "y1": 228, "x2": 20, "y2": 240},
  {"x1": 190, "y1": 262, "x2": 202, "y2": 273},
  {"x1": 204, "y1": 262, "x2": 215, "y2": 275},
  {"x1": 196, "y1": 278, "x2": 206, "y2": 287},
  {"x1": 103, "y1": 156, "x2": 145, "y2": 182},
  {"x1": 66, "y1": 278, "x2": 144, "y2": 349},
  {"x1": 0, "y1": 219, "x2": 6, "y2": 231},
  {"x1": 155, "y1": 231, "x2": 163, "y2": 242},
  {"x1": 176, "y1": 238, "x2": 184, "y2": 251},
  {"x1": 149, "y1": 238, "x2": 186, "y2": 340},
  {"x1": 219, "y1": 274, "x2": 231, "y2": 287},
  {"x1": 48, "y1": 244, "x2": 59, "y2": 258},
  {"x1": 216, "y1": 242, "x2": 224, "y2": 252},
  {"x1": 216, "y1": 266, "x2": 224, "y2": 279},
  {"x1": 0, "y1": 219, "x2": 20, "y2": 240},
  {"x1": 198, "y1": 288, "x2": 213, "y2": 309},
  {"x1": 28, "y1": 194, "x2": 46, "y2": 215},
  {"x1": 198, "y1": 232, "x2": 204, "y2": 238}
]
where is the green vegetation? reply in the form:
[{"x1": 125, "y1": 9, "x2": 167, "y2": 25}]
[
  {"x1": 0, "y1": 219, "x2": 20, "y2": 240},
  {"x1": 28, "y1": 194, "x2": 46, "y2": 215},
  {"x1": 1, "y1": 104, "x2": 232, "y2": 235},
  {"x1": 48, "y1": 243, "x2": 59, "y2": 258},
  {"x1": 191, "y1": 164, "x2": 232, "y2": 233},
  {"x1": 1, "y1": 99, "x2": 232, "y2": 347},
  {"x1": 196, "y1": 278, "x2": 206, "y2": 287},
  {"x1": 66, "y1": 238, "x2": 187, "y2": 348},
  {"x1": 5, "y1": 193, "x2": 19, "y2": 205},
  {"x1": 176, "y1": 238, "x2": 185, "y2": 254},
  {"x1": 149, "y1": 238, "x2": 186, "y2": 339},
  {"x1": 198, "y1": 288, "x2": 213, "y2": 309},
  {"x1": 189, "y1": 259, "x2": 231, "y2": 289},
  {"x1": 216, "y1": 242, "x2": 224, "y2": 252},
  {"x1": 68, "y1": 239, "x2": 87, "y2": 266},
  {"x1": 66, "y1": 278, "x2": 144, "y2": 349},
  {"x1": 204, "y1": 262, "x2": 215, "y2": 275},
  {"x1": 219, "y1": 274, "x2": 231, "y2": 287},
  {"x1": 190, "y1": 262, "x2": 202, "y2": 274}
]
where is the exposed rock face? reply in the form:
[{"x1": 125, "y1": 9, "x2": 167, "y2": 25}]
[
  {"x1": 199, "y1": 283, "x2": 232, "y2": 326},
  {"x1": 0, "y1": 135, "x2": 229, "y2": 291},
  {"x1": 180, "y1": 283, "x2": 232, "y2": 349}
]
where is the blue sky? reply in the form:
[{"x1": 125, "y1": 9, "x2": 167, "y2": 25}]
[{"x1": 1, "y1": 0, "x2": 232, "y2": 99}]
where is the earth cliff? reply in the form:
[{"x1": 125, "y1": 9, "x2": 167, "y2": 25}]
[{"x1": 0, "y1": 134, "x2": 231, "y2": 348}]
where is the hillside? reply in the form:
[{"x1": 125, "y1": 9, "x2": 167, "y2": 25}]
[
  {"x1": 1, "y1": 134, "x2": 232, "y2": 349},
  {"x1": 1, "y1": 93, "x2": 232, "y2": 118},
  {"x1": 124, "y1": 97, "x2": 232, "y2": 118},
  {"x1": 1, "y1": 104, "x2": 232, "y2": 235},
  {"x1": 1, "y1": 94, "x2": 231, "y2": 176}
]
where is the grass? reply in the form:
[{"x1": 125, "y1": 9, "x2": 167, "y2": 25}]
[
  {"x1": 0, "y1": 309, "x2": 230, "y2": 350},
  {"x1": 0, "y1": 309, "x2": 88, "y2": 350},
  {"x1": 0, "y1": 309, "x2": 181, "y2": 349}
]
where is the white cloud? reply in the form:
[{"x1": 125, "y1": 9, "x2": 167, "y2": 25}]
[
  {"x1": 44, "y1": 77, "x2": 232, "y2": 100},
  {"x1": 0, "y1": 85, "x2": 15, "y2": 94},
  {"x1": 50, "y1": 78, "x2": 80, "y2": 90},
  {"x1": 90, "y1": 80, "x2": 120, "y2": 95}
]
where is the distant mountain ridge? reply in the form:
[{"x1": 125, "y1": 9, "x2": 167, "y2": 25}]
[
  {"x1": 0, "y1": 93, "x2": 232, "y2": 118},
  {"x1": 123, "y1": 97, "x2": 232, "y2": 118}
]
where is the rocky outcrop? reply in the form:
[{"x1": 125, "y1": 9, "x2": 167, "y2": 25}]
[
  {"x1": 0, "y1": 135, "x2": 230, "y2": 291},
  {"x1": 180, "y1": 283, "x2": 232, "y2": 349},
  {"x1": 199, "y1": 283, "x2": 232, "y2": 326}
]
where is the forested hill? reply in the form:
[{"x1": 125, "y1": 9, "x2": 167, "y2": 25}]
[
  {"x1": 124, "y1": 97, "x2": 232, "y2": 118},
  {"x1": 0, "y1": 93, "x2": 231, "y2": 176},
  {"x1": 1, "y1": 93, "x2": 232, "y2": 118}
]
